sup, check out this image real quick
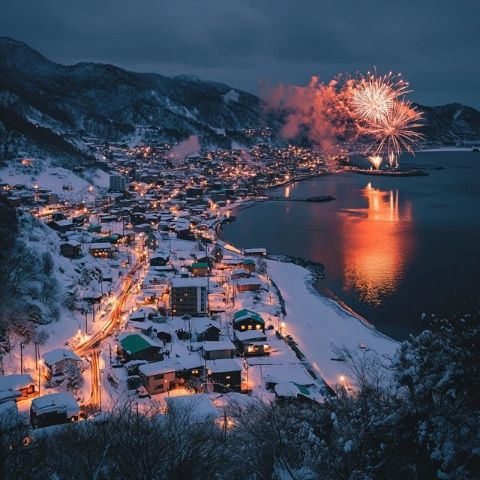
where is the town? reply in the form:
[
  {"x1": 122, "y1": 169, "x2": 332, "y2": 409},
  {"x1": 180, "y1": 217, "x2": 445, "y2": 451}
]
[{"x1": 0, "y1": 140, "x2": 361, "y2": 428}]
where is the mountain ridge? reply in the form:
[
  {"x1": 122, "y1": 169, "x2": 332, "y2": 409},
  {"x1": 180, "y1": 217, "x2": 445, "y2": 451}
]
[{"x1": 1, "y1": 36, "x2": 479, "y2": 166}]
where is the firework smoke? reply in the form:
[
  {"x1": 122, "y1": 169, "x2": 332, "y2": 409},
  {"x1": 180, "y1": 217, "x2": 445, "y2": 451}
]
[
  {"x1": 169, "y1": 135, "x2": 200, "y2": 166},
  {"x1": 264, "y1": 71, "x2": 423, "y2": 166},
  {"x1": 263, "y1": 76, "x2": 352, "y2": 157}
]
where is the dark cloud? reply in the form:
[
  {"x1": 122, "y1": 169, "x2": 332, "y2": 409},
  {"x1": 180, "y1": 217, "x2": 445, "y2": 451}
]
[{"x1": 1, "y1": 0, "x2": 479, "y2": 107}]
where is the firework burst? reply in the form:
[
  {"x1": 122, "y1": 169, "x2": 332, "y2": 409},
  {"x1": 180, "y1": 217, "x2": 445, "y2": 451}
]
[
  {"x1": 364, "y1": 99, "x2": 424, "y2": 157},
  {"x1": 351, "y1": 71, "x2": 410, "y2": 124}
]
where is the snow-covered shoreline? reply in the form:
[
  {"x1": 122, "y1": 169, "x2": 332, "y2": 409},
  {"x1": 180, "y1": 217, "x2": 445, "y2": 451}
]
[
  {"x1": 216, "y1": 203, "x2": 399, "y2": 389},
  {"x1": 266, "y1": 259, "x2": 398, "y2": 388}
]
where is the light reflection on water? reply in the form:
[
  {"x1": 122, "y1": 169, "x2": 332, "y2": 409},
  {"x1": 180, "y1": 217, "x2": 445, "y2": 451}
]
[{"x1": 340, "y1": 182, "x2": 413, "y2": 306}]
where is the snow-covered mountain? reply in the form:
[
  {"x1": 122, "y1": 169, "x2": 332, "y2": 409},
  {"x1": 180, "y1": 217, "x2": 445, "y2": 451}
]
[
  {"x1": 1, "y1": 36, "x2": 479, "y2": 167},
  {"x1": 0, "y1": 37, "x2": 269, "y2": 164}
]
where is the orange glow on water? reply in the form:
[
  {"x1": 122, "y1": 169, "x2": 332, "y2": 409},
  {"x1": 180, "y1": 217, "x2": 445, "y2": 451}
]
[{"x1": 341, "y1": 183, "x2": 413, "y2": 306}]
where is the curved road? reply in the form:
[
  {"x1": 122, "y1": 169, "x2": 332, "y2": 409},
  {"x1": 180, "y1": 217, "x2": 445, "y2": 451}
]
[{"x1": 75, "y1": 259, "x2": 144, "y2": 408}]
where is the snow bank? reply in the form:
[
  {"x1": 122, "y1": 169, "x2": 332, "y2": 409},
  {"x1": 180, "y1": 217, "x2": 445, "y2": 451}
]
[{"x1": 267, "y1": 259, "x2": 398, "y2": 387}]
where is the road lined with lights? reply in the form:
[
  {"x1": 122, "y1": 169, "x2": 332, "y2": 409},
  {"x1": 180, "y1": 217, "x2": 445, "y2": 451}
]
[{"x1": 75, "y1": 255, "x2": 145, "y2": 408}]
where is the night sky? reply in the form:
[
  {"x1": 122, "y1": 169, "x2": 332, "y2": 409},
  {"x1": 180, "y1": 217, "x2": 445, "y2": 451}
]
[{"x1": 1, "y1": 0, "x2": 479, "y2": 107}]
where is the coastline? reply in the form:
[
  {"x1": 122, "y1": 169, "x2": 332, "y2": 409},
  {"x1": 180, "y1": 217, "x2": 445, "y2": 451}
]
[{"x1": 214, "y1": 196, "x2": 399, "y2": 389}]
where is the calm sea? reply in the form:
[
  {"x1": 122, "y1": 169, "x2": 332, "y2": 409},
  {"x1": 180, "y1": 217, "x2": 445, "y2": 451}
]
[{"x1": 220, "y1": 152, "x2": 480, "y2": 339}]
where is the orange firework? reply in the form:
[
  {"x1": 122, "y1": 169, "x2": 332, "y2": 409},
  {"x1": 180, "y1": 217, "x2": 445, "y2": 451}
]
[{"x1": 364, "y1": 100, "x2": 424, "y2": 156}]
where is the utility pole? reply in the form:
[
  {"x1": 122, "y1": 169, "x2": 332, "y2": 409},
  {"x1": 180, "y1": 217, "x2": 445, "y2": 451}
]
[
  {"x1": 34, "y1": 341, "x2": 39, "y2": 370},
  {"x1": 20, "y1": 342, "x2": 24, "y2": 374}
]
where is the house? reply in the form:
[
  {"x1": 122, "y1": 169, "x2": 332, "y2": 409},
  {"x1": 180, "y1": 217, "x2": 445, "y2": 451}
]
[
  {"x1": 42, "y1": 348, "x2": 82, "y2": 378},
  {"x1": 176, "y1": 355, "x2": 204, "y2": 381},
  {"x1": 191, "y1": 262, "x2": 210, "y2": 277},
  {"x1": 118, "y1": 333, "x2": 162, "y2": 362},
  {"x1": 234, "y1": 330, "x2": 270, "y2": 356},
  {"x1": 48, "y1": 219, "x2": 74, "y2": 233},
  {"x1": 202, "y1": 340, "x2": 236, "y2": 360},
  {"x1": 233, "y1": 309, "x2": 265, "y2": 333},
  {"x1": 0, "y1": 374, "x2": 37, "y2": 401},
  {"x1": 206, "y1": 359, "x2": 242, "y2": 393},
  {"x1": 264, "y1": 365, "x2": 315, "y2": 391},
  {"x1": 274, "y1": 382, "x2": 321, "y2": 404},
  {"x1": 235, "y1": 277, "x2": 262, "y2": 292},
  {"x1": 240, "y1": 258, "x2": 256, "y2": 273},
  {"x1": 139, "y1": 360, "x2": 179, "y2": 395},
  {"x1": 89, "y1": 242, "x2": 115, "y2": 258},
  {"x1": 150, "y1": 253, "x2": 170, "y2": 266},
  {"x1": 30, "y1": 393, "x2": 80, "y2": 428},
  {"x1": 170, "y1": 277, "x2": 208, "y2": 316},
  {"x1": 60, "y1": 241, "x2": 82, "y2": 258},
  {"x1": 192, "y1": 320, "x2": 221, "y2": 342},
  {"x1": 231, "y1": 268, "x2": 251, "y2": 280}
]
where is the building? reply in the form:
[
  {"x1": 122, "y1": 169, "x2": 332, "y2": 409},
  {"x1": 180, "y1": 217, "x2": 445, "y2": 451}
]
[
  {"x1": 139, "y1": 356, "x2": 204, "y2": 395},
  {"x1": 60, "y1": 241, "x2": 82, "y2": 258},
  {"x1": 202, "y1": 340, "x2": 236, "y2": 360},
  {"x1": 139, "y1": 360, "x2": 179, "y2": 395},
  {"x1": 30, "y1": 393, "x2": 80, "y2": 428},
  {"x1": 109, "y1": 175, "x2": 129, "y2": 193},
  {"x1": 0, "y1": 374, "x2": 36, "y2": 402},
  {"x1": 234, "y1": 330, "x2": 270, "y2": 356},
  {"x1": 206, "y1": 359, "x2": 242, "y2": 393},
  {"x1": 192, "y1": 321, "x2": 221, "y2": 342},
  {"x1": 235, "y1": 277, "x2": 262, "y2": 292},
  {"x1": 48, "y1": 219, "x2": 74, "y2": 233},
  {"x1": 170, "y1": 277, "x2": 208, "y2": 316},
  {"x1": 233, "y1": 309, "x2": 265, "y2": 333},
  {"x1": 191, "y1": 262, "x2": 210, "y2": 277},
  {"x1": 89, "y1": 242, "x2": 116, "y2": 258},
  {"x1": 42, "y1": 348, "x2": 82, "y2": 379},
  {"x1": 118, "y1": 333, "x2": 162, "y2": 362}
]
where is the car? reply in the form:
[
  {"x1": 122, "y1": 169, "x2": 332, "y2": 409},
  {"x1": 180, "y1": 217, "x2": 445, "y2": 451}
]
[{"x1": 182, "y1": 314, "x2": 191, "y2": 320}]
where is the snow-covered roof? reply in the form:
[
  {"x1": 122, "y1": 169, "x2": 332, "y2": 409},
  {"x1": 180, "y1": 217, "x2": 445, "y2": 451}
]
[
  {"x1": 166, "y1": 394, "x2": 218, "y2": 420},
  {"x1": 235, "y1": 278, "x2": 262, "y2": 286},
  {"x1": 31, "y1": 393, "x2": 80, "y2": 417},
  {"x1": 43, "y1": 348, "x2": 81, "y2": 366},
  {"x1": 62, "y1": 240, "x2": 81, "y2": 247},
  {"x1": 0, "y1": 374, "x2": 34, "y2": 392},
  {"x1": 234, "y1": 330, "x2": 267, "y2": 342},
  {"x1": 89, "y1": 242, "x2": 113, "y2": 249},
  {"x1": 177, "y1": 354, "x2": 203, "y2": 371},
  {"x1": 203, "y1": 340, "x2": 235, "y2": 352},
  {"x1": 139, "y1": 359, "x2": 181, "y2": 376},
  {"x1": 55, "y1": 219, "x2": 73, "y2": 227},
  {"x1": 264, "y1": 365, "x2": 314, "y2": 386},
  {"x1": 192, "y1": 319, "x2": 221, "y2": 334},
  {"x1": 206, "y1": 359, "x2": 242, "y2": 373}
]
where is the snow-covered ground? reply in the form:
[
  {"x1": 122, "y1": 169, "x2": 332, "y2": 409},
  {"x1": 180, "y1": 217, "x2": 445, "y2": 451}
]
[
  {"x1": 0, "y1": 160, "x2": 109, "y2": 200},
  {"x1": 267, "y1": 259, "x2": 398, "y2": 388}
]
